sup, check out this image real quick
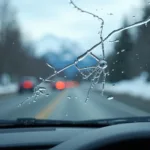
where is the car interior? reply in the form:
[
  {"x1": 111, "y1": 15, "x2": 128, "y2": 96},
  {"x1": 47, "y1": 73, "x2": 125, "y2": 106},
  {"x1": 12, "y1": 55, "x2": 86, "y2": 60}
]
[
  {"x1": 1, "y1": 0, "x2": 150, "y2": 150},
  {"x1": 1, "y1": 122, "x2": 150, "y2": 149}
]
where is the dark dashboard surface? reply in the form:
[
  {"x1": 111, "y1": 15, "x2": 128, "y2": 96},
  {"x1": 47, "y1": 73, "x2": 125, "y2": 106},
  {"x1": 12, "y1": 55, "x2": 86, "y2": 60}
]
[
  {"x1": 1, "y1": 122, "x2": 150, "y2": 149},
  {"x1": 0, "y1": 127, "x2": 93, "y2": 149}
]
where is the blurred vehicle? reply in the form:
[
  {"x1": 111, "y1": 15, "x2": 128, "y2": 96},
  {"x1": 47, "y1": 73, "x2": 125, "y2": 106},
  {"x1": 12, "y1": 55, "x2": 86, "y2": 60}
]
[
  {"x1": 50, "y1": 80, "x2": 79, "y2": 90},
  {"x1": 50, "y1": 77, "x2": 66, "y2": 91},
  {"x1": 51, "y1": 82, "x2": 57, "y2": 90},
  {"x1": 18, "y1": 76, "x2": 38, "y2": 94},
  {"x1": 51, "y1": 81, "x2": 66, "y2": 91}
]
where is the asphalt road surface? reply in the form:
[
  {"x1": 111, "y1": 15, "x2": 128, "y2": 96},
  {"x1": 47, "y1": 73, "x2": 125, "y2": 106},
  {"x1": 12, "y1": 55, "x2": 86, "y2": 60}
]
[{"x1": 0, "y1": 83, "x2": 149, "y2": 120}]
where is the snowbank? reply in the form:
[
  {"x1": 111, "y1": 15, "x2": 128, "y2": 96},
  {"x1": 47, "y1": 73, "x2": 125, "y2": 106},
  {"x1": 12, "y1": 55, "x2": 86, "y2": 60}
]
[
  {"x1": 97, "y1": 72, "x2": 150, "y2": 100},
  {"x1": 0, "y1": 83, "x2": 18, "y2": 95}
]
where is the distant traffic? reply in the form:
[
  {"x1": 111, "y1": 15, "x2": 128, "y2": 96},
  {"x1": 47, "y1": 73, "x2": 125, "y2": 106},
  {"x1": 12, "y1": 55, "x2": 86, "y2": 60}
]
[{"x1": 18, "y1": 76, "x2": 79, "y2": 94}]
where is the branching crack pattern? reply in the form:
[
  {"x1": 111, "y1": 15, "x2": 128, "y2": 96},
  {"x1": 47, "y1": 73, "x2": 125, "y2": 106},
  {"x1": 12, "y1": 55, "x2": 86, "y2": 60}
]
[{"x1": 17, "y1": 0, "x2": 150, "y2": 106}]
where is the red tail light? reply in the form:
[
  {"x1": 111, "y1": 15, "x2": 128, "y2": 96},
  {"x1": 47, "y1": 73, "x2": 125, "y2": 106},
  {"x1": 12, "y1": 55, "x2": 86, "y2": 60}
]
[
  {"x1": 56, "y1": 81, "x2": 65, "y2": 90},
  {"x1": 65, "y1": 81, "x2": 79, "y2": 88},
  {"x1": 23, "y1": 80, "x2": 33, "y2": 89}
]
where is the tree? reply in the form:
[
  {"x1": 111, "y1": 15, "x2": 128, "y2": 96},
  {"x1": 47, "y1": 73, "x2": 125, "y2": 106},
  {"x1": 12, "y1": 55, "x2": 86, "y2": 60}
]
[
  {"x1": 107, "y1": 18, "x2": 133, "y2": 82},
  {"x1": 127, "y1": 0, "x2": 150, "y2": 80},
  {"x1": 0, "y1": 0, "x2": 17, "y2": 73},
  {"x1": 0, "y1": 0, "x2": 53, "y2": 80}
]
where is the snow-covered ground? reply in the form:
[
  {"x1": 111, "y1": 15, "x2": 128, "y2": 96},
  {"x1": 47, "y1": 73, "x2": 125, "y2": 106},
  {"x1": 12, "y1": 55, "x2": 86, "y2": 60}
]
[
  {"x1": 0, "y1": 83, "x2": 18, "y2": 95},
  {"x1": 96, "y1": 72, "x2": 150, "y2": 100}
]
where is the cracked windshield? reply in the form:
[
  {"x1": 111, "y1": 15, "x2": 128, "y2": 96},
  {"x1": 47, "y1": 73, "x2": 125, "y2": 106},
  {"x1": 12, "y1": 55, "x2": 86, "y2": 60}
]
[{"x1": 1, "y1": 0, "x2": 150, "y2": 121}]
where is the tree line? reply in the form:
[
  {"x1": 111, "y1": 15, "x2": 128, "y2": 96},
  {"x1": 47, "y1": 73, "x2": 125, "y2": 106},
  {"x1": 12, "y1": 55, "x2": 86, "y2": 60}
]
[
  {"x1": 0, "y1": 0, "x2": 53, "y2": 81},
  {"x1": 2, "y1": 0, "x2": 149, "y2": 83},
  {"x1": 107, "y1": 0, "x2": 150, "y2": 83}
]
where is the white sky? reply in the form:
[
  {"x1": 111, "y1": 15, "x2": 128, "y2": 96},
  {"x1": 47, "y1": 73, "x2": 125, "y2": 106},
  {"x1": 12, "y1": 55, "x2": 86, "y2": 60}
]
[{"x1": 12, "y1": 0, "x2": 144, "y2": 55}]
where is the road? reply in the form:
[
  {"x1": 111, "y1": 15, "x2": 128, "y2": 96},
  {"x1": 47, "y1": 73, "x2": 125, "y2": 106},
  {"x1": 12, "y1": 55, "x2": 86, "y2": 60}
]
[{"x1": 0, "y1": 83, "x2": 149, "y2": 120}]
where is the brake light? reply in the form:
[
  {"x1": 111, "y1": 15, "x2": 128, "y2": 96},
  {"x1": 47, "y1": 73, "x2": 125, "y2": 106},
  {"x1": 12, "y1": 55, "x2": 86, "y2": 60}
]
[
  {"x1": 23, "y1": 80, "x2": 33, "y2": 89},
  {"x1": 56, "y1": 81, "x2": 65, "y2": 90},
  {"x1": 65, "y1": 81, "x2": 79, "y2": 88}
]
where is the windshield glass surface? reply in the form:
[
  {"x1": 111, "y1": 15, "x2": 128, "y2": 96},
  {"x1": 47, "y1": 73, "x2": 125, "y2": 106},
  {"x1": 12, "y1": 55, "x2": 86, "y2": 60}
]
[{"x1": 0, "y1": 0, "x2": 150, "y2": 121}]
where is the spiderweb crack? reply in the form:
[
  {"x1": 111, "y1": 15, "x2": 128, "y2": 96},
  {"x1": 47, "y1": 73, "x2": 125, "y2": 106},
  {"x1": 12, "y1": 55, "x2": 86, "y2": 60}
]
[{"x1": 18, "y1": 0, "x2": 150, "y2": 106}]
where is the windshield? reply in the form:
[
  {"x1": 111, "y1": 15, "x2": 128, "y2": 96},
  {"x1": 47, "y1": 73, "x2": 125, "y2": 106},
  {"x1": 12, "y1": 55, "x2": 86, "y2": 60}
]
[{"x1": 0, "y1": 0, "x2": 150, "y2": 121}]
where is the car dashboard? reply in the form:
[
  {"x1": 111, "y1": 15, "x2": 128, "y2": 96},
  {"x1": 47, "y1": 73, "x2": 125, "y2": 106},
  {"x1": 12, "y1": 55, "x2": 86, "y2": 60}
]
[
  {"x1": 0, "y1": 127, "x2": 92, "y2": 149},
  {"x1": 1, "y1": 122, "x2": 150, "y2": 150}
]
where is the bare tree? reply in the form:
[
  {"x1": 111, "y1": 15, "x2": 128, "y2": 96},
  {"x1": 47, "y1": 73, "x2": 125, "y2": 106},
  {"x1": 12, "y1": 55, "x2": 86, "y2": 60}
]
[
  {"x1": 0, "y1": 0, "x2": 53, "y2": 79},
  {"x1": 0, "y1": 0, "x2": 16, "y2": 44}
]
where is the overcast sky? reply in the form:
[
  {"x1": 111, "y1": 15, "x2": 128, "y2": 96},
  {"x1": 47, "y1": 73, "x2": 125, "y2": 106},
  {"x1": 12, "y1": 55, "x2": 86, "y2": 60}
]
[{"x1": 12, "y1": 0, "x2": 144, "y2": 55}]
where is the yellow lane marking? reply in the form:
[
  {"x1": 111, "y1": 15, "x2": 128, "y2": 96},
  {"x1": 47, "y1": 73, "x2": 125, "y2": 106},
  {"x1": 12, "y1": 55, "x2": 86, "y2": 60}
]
[{"x1": 35, "y1": 91, "x2": 67, "y2": 119}]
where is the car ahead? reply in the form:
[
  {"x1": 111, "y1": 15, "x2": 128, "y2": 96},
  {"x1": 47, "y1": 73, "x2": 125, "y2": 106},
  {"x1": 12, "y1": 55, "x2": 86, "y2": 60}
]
[
  {"x1": 18, "y1": 76, "x2": 38, "y2": 94},
  {"x1": 50, "y1": 79, "x2": 79, "y2": 91},
  {"x1": 51, "y1": 81, "x2": 66, "y2": 91},
  {"x1": 50, "y1": 77, "x2": 66, "y2": 91},
  {"x1": 50, "y1": 82, "x2": 57, "y2": 90}
]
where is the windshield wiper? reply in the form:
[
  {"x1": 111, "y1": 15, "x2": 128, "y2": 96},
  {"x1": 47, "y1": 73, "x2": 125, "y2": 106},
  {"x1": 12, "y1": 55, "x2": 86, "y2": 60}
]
[
  {"x1": 0, "y1": 118, "x2": 109, "y2": 128},
  {"x1": 0, "y1": 116, "x2": 150, "y2": 128},
  {"x1": 106, "y1": 116, "x2": 150, "y2": 124}
]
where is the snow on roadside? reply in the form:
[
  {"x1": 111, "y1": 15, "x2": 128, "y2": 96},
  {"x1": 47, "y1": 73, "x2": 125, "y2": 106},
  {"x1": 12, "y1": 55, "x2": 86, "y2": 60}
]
[
  {"x1": 0, "y1": 83, "x2": 18, "y2": 95},
  {"x1": 96, "y1": 72, "x2": 150, "y2": 100}
]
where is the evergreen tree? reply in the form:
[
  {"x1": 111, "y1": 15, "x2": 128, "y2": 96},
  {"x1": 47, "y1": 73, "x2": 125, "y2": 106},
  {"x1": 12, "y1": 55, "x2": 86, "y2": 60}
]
[{"x1": 107, "y1": 18, "x2": 133, "y2": 82}]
